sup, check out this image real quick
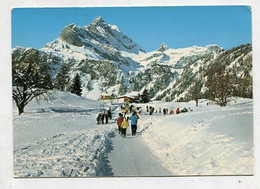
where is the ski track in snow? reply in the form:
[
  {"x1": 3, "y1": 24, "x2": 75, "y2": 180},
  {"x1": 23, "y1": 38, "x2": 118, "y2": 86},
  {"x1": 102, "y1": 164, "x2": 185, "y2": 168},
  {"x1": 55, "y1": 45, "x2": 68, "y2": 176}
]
[{"x1": 14, "y1": 121, "x2": 115, "y2": 177}]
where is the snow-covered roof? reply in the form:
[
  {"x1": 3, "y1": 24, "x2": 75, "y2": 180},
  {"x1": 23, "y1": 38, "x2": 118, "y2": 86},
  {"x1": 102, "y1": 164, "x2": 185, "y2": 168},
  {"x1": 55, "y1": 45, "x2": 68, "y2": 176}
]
[
  {"x1": 117, "y1": 95, "x2": 134, "y2": 99},
  {"x1": 100, "y1": 94, "x2": 113, "y2": 96},
  {"x1": 125, "y1": 91, "x2": 140, "y2": 96}
]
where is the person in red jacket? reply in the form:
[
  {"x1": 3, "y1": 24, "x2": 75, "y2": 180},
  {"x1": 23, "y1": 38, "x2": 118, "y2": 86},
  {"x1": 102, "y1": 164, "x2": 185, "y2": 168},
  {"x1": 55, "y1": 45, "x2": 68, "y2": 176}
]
[
  {"x1": 176, "y1": 107, "x2": 180, "y2": 114},
  {"x1": 116, "y1": 113, "x2": 123, "y2": 134}
]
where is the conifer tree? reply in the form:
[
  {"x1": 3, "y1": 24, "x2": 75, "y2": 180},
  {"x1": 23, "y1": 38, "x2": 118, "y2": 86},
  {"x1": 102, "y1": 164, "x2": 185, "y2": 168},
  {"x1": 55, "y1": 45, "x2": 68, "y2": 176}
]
[
  {"x1": 56, "y1": 64, "x2": 70, "y2": 91},
  {"x1": 118, "y1": 77, "x2": 127, "y2": 95},
  {"x1": 70, "y1": 74, "x2": 82, "y2": 96},
  {"x1": 141, "y1": 88, "x2": 150, "y2": 103}
]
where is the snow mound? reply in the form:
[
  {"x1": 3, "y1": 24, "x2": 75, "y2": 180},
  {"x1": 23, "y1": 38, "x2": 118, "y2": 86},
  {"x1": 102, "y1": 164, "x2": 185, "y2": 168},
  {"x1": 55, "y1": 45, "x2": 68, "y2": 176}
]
[{"x1": 13, "y1": 90, "x2": 103, "y2": 114}]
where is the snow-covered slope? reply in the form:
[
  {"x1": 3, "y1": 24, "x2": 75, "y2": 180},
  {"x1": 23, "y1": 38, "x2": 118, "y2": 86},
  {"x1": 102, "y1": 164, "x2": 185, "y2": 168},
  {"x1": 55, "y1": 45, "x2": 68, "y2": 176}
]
[
  {"x1": 155, "y1": 44, "x2": 252, "y2": 102},
  {"x1": 136, "y1": 43, "x2": 222, "y2": 68},
  {"x1": 137, "y1": 98, "x2": 253, "y2": 175},
  {"x1": 13, "y1": 90, "x2": 114, "y2": 177},
  {"x1": 13, "y1": 92, "x2": 253, "y2": 176},
  {"x1": 12, "y1": 90, "x2": 103, "y2": 115}
]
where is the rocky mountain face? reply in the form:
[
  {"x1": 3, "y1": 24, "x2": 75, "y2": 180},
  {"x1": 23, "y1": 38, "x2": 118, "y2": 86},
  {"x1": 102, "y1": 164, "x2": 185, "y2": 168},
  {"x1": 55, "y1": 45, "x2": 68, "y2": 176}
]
[{"x1": 12, "y1": 17, "x2": 253, "y2": 101}]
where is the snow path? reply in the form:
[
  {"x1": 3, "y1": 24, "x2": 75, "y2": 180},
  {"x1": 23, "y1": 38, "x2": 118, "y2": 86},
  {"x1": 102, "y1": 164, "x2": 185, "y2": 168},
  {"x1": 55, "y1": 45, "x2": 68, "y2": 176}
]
[{"x1": 107, "y1": 119, "x2": 171, "y2": 176}]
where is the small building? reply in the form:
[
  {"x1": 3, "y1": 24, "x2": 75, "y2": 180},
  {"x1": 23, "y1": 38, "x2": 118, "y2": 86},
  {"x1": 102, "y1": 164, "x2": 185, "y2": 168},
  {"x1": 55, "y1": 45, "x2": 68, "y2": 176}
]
[
  {"x1": 100, "y1": 94, "x2": 114, "y2": 101},
  {"x1": 126, "y1": 92, "x2": 141, "y2": 100},
  {"x1": 117, "y1": 95, "x2": 135, "y2": 103}
]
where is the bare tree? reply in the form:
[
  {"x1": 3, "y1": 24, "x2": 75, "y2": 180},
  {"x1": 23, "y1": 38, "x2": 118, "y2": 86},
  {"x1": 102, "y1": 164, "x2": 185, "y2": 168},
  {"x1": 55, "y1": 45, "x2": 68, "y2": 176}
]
[
  {"x1": 12, "y1": 49, "x2": 53, "y2": 115},
  {"x1": 188, "y1": 80, "x2": 202, "y2": 106},
  {"x1": 205, "y1": 65, "x2": 234, "y2": 106}
]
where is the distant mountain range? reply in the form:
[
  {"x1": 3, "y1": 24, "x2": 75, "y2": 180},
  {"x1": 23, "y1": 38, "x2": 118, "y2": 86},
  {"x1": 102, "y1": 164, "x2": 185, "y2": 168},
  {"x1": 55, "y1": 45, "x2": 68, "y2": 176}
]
[{"x1": 12, "y1": 17, "x2": 252, "y2": 101}]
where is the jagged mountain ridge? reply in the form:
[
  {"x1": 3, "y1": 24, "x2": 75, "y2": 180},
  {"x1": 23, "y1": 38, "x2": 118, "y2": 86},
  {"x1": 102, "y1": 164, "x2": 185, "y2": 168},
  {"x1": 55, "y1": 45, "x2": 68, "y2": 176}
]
[{"x1": 12, "y1": 17, "x2": 252, "y2": 101}]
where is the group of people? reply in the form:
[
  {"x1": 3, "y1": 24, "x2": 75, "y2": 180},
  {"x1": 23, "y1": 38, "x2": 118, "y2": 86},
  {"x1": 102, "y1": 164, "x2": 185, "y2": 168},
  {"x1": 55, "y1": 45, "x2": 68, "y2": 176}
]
[
  {"x1": 97, "y1": 103, "x2": 192, "y2": 138},
  {"x1": 96, "y1": 104, "x2": 140, "y2": 138},
  {"x1": 121, "y1": 104, "x2": 142, "y2": 115},
  {"x1": 96, "y1": 107, "x2": 112, "y2": 125},
  {"x1": 146, "y1": 106, "x2": 155, "y2": 115},
  {"x1": 147, "y1": 106, "x2": 191, "y2": 115},
  {"x1": 116, "y1": 108, "x2": 140, "y2": 138}
]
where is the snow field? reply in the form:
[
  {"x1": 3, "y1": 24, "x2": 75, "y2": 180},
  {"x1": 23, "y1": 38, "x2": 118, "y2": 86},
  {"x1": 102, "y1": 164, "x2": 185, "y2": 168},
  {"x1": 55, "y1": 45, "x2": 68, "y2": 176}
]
[
  {"x1": 138, "y1": 99, "x2": 253, "y2": 175},
  {"x1": 14, "y1": 126, "x2": 114, "y2": 177},
  {"x1": 13, "y1": 91, "x2": 116, "y2": 177},
  {"x1": 13, "y1": 90, "x2": 254, "y2": 177}
]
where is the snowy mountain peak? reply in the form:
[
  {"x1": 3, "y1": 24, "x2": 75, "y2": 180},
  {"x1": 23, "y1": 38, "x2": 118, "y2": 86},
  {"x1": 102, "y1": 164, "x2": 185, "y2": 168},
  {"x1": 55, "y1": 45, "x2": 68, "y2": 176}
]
[
  {"x1": 205, "y1": 44, "x2": 223, "y2": 52},
  {"x1": 108, "y1": 24, "x2": 121, "y2": 32},
  {"x1": 67, "y1": 23, "x2": 76, "y2": 28},
  {"x1": 158, "y1": 43, "x2": 169, "y2": 52},
  {"x1": 92, "y1": 16, "x2": 105, "y2": 25},
  {"x1": 43, "y1": 16, "x2": 145, "y2": 57}
]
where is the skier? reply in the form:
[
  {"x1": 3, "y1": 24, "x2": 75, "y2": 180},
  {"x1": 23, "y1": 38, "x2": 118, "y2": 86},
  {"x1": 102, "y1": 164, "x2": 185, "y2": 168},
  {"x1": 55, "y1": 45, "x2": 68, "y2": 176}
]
[
  {"x1": 116, "y1": 113, "x2": 123, "y2": 134},
  {"x1": 176, "y1": 107, "x2": 180, "y2": 114},
  {"x1": 129, "y1": 112, "x2": 139, "y2": 135},
  {"x1": 159, "y1": 107, "x2": 161, "y2": 113},
  {"x1": 163, "y1": 108, "x2": 166, "y2": 115},
  {"x1": 121, "y1": 117, "x2": 129, "y2": 138}
]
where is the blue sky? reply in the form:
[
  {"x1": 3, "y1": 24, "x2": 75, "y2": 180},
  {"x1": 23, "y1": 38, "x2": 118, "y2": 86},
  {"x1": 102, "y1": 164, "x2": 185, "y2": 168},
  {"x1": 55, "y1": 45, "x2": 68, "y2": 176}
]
[{"x1": 12, "y1": 6, "x2": 252, "y2": 51}]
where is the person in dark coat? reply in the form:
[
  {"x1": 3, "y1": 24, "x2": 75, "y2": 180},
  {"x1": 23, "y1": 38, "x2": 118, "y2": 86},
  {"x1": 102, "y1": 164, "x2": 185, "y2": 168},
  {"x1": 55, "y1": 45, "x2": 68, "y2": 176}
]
[
  {"x1": 149, "y1": 106, "x2": 152, "y2": 115},
  {"x1": 108, "y1": 107, "x2": 112, "y2": 120},
  {"x1": 96, "y1": 113, "x2": 102, "y2": 125},
  {"x1": 101, "y1": 113, "x2": 105, "y2": 124},
  {"x1": 105, "y1": 111, "x2": 109, "y2": 124},
  {"x1": 101, "y1": 109, "x2": 105, "y2": 124},
  {"x1": 129, "y1": 105, "x2": 133, "y2": 113},
  {"x1": 116, "y1": 113, "x2": 123, "y2": 134}
]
